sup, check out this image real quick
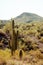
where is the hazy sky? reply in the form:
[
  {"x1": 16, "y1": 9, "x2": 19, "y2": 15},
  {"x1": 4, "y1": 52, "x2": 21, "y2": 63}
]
[{"x1": 0, "y1": 0, "x2": 43, "y2": 20}]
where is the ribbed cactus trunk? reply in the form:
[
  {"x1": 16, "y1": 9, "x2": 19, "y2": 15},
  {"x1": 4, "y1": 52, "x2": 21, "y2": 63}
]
[
  {"x1": 15, "y1": 30, "x2": 18, "y2": 50},
  {"x1": 11, "y1": 19, "x2": 18, "y2": 55},
  {"x1": 11, "y1": 19, "x2": 15, "y2": 55}
]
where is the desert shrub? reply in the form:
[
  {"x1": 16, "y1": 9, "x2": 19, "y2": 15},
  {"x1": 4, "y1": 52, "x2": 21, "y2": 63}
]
[
  {"x1": 39, "y1": 48, "x2": 43, "y2": 53},
  {"x1": 37, "y1": 60, "x2": 43, "y2": 65},
  {"x1": 39, "y1": 37, "x2": 43, "y2": 43},
  {"x1": 0, "y1": 48, "x2": 11, "y2": 60},
  {"x1": 31, "y1": 42, "x2": 39, "y2": 50},
  {"x1": 36, "y1": 33, "x2": 41, "y2": 39},
  {"x1": 29, "y1": 50, "x2": 43, "y2": 59}
]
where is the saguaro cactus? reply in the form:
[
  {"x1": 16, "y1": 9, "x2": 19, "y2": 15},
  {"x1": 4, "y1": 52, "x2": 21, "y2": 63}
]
[
  {"x1": 11, "y1": 19, "x2": 18, "y2": 55},
  {"x1": 11, "y1": 19, "x2": 15, "y2": 55},
  {"x1": 15, "y1": 30, "x2": 18, "y2": 50}
]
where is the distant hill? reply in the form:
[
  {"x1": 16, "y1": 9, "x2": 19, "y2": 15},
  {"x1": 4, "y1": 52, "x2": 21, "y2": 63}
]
[
  {"x1": 14, "y1": 12, "x2": 43, "y2": 23},
  {"x1": 0, "y1": 12, "x2": 43, "y2": 26}
]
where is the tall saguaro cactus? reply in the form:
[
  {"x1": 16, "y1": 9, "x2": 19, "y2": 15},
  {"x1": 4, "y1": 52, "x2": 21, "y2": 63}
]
[
  {"x1": 11, "y1": 19, "x2": 18, "y2": 55},
  {"x1": 11, "y1": 19, "x2": 15, "y2": 55}
]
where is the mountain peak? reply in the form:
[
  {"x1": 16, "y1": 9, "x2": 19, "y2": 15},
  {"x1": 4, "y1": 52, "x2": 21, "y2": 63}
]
[{"x1": 15, "y1": 12, "x2": 43, "y2": 23}]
